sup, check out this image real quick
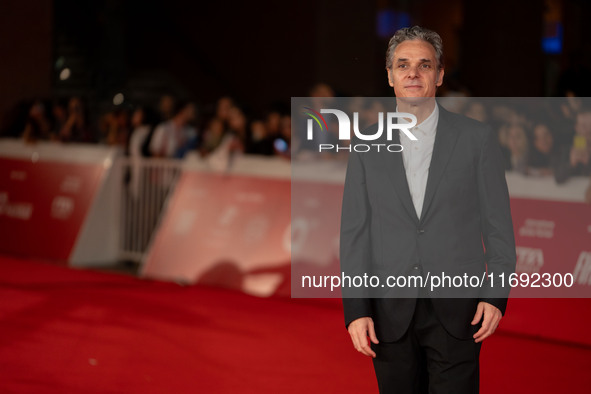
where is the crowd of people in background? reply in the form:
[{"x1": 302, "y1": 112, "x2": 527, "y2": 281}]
[
  {"x1": 5, "y1": 93, "x2": 292, "y2": 162},
  {"x1": 456, "y1": 95, "x2": 591, "y2": 185},
  {"x1": 3, "y1": 85, "x2": 591, "y2": 187}
]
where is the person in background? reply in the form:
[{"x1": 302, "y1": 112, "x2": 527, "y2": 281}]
[
  {"x1": 463, "y1": 100, "x2": 488, "y2": 123},
  {"x1": 555, "y1": 107, "x2": 591, "y2": 183},
  {"x1": 205, "y1": 104, "x2": 247, "y2": 170},
  {"x1": 149, "y1": 100, "x2": 198, "y2": 158},
  {"x1": 555, "y1": 94, "x2": 581, "y2": 147},
  {"x1": 51, "y1": 98, "x2": 68, "y2": 137},
  {"x1": 225, "y1": 105, "x2": 247, "y2": 154},
  {"x1": 104, "y1": 108, "x2": 131, "y2": 151},
  {"x1": 127, "y1": 106, "x2": 160, "y2": 200},
  {"x1": 128, "y1": 106, "x2": 159, "y2": 159},
  {"x1": 247, "y1": 119, "x2": 275, "y2": 156},
  {"x1": 309, "y1": 82, "x2": 335, "y2": 99},
  {"x1": 214, "y1": 96, "x2": 234, "y2": 132},
  {"x1": 296, "y1": 82, "x2": 338, "y2": 154},
  {"x1": 499, "y1": 123, "x2": 529, "y2": 174},
  {"x1": 265, "y1": 110, "x2": 282, "y2": 140},
  {"x1": 273, "y1": 114, "x2": 291, "y2": 159},
  {"x1": 22, "y1": 99, "x2": 53, "y2": 143},
  {"x1": 59, "y1": 97, "x2": 94, "y2": 143},
  {"x1": 201, "y1": 117, "x2": 226, "y2": 155},
  {"x1": 527, "y1": 121, "x2": 559, "y2": 176},
  {"x1": 158, "y1": 94, "x2": 176, "y2": 123}
]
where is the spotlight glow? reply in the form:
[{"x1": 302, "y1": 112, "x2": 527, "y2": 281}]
[
  {"x1": 113, "y1": 93, "x2": 124, "y2": 105},
  {"x1": 59, "y1": 68, "x2": 71, "y2": 81}
]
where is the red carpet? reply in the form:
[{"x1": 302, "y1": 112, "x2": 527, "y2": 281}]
[{"x1": 0, "y1": 256, "x2": 589, "y2": 393}]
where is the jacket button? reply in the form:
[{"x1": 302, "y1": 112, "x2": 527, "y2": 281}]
[{"x1": 417, "y1": 229, "x2": 425, "y2": 234}]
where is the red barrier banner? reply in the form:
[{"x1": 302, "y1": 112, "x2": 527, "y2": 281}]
[
  {"x1": 509, "y1": 198, "x2": 591, "y2": 297},
  {"x1": 143, "y1": 165, "x2": 591, "y2": 298},
  {"x1": 142, "y1": 171, "x2": 291, "y2": 296},
  {"x1": 0, "y1": 158, "x2": 105, "y2": 262}
]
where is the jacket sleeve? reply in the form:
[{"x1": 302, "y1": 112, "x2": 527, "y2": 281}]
[
  {"x1": 477, "y1": 126, "x2": 517, "y2": 315},
  {"x1": 340, "y1": 147, "x2": 373, "y2": 328}
]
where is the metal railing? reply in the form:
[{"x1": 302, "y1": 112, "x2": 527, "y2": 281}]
[{"x1": 117, "y1": 157, "x2": 183, "y2": 262}]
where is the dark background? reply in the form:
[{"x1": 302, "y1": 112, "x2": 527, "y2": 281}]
[{"x1": 1, "y1": 0, "x2": 590, "y2": 126}]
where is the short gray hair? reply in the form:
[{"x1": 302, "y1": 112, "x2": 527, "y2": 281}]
[{"x1": 385, "y1": 26, "x2": 444, "y2": 70}]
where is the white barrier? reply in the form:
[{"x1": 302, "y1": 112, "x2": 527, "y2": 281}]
[{"x1": 117, "y1": 158, "x2": 182, "y2": 262}]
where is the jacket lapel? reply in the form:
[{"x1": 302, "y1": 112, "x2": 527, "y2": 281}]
[
  {"x1": 382, "y1": 130, "x2": 420, "y2": 224},
  {"x1": 419, "y1": 106, "x2": 460, "y2": 222}
]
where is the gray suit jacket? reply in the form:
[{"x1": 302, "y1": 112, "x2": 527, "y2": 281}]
[{"x1": 340, "y1": 105, "x2": 516, "y2": 341}]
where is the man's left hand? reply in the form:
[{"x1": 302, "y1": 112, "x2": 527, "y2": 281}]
[{"x1": 471, "y1": 301, "x2": 502, "y2": 343}]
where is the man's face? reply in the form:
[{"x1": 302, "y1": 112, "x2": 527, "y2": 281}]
[{"x1": 387, "y1": 39, "x2": 444, "y2": 99}]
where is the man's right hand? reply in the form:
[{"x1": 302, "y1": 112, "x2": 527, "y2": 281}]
[{"x1": 347, "y1": 317, "x2": 379, "y2": 358}]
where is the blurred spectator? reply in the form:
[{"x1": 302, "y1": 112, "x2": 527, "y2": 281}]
[
  {"x1": 559, "y1": 94, "x2": 582, "y2": 121},
  {"x1": 274, "y1": 114, "x2": 291, "y2": 159},
  {"x1": 352, "y1": 98, "x2": 386, "y2": 130},
  {"x1": 103, "y1": 108, "x2": 131, "y2": 150},
  {"x1": 127, "y1": 106, "x2": 161, "y2": 200},
  {"x1": 554, "y1": 95, "x2": 581, "y2": 147},
  {"x1": 265, "y1": 110, "x2": 281, "y2": 139},
  {"x1": 59, "y1": 97, "x2": 94, "y2": 143},
  {"x1": 309, "y1": 82, "x2": 335, "y2": 98},
  {"x1": 463, "y1": 100, "x2": 488, "y2": 123},
  {"x1": 555, "y1": 107, "x2": 591, "y2": 183},
  {"x1": 215, "y1": 96, "x2": 234, "y2": 130},
  {"x1": 158, "y1": 94, "x2": 176, "y2": 122},
  {"x1": 22, "y1": 99, "x2": 53, "y2": 143},
  {"x1": 128, "y1": 106, "x2": 159, "y2": 159},
  {"x1": 150, "y1": 100, "x2": 199, "y2": 158},
  {"x1": 225, "y1": 105, "x2": 247, "y2": 154},
  {"x1": 296, "y1": 83, "x2": 338, "y2": 154},
  {"x1": 201, "y1": 117, "x2": 226, "y2": 155},
  {"x1": 527, "y1": 122, "x2": 559, "y2": 176},
  {"x1": 247, "y1": 119, "x2": 275, "y2": 156},
  {"x1": 500, "y1": 123, "x2": 529, "y2": 174},
  {"x1": 51, "y1": 98, "x2": 68, "y2": 136},
  {"x1": 206, "y1": 104, "x2": 248, "y2": 170}
]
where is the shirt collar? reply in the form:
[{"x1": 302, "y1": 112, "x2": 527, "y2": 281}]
[
  {"x1": 419, "y1": 103, "x2": 438, "y2": 136},
  {"x1": 396, "y1": 103, "x2": 439, "y2": 138}
]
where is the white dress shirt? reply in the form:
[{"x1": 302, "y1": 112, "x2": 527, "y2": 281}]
[{"x1": 399, "y1": 104, "x2": 439, "y2": 219}]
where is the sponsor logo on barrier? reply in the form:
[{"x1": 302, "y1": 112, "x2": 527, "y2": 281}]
[
  {"x1": 518, "y1": 218, "x2": 555, "y2": 239},
  {"x1": 51, "y1": 196, "x2": 74, "y2": 220},
  {"x1": 60, "y1": 176, "x2": 82, "y2": 193},
  {"x1": 515, "y1": 246, "x2": 544, "y2": 274},
  {"x1": 0, "y1": 192, "x2": 33, "y2": 220},
  {"x1": 10, "y1": 170, "x2": 27, "y2": 181},
  {"x1": 303, "y1": 107, "x2": 417, "y2": 153},
  {"x1": 573, "y1": 251, "x2": 591, "y2": 286}
]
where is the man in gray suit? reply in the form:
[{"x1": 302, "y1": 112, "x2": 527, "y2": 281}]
[{"x1": 340, "y1": 26, "x2": 516, "y2": 393}]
